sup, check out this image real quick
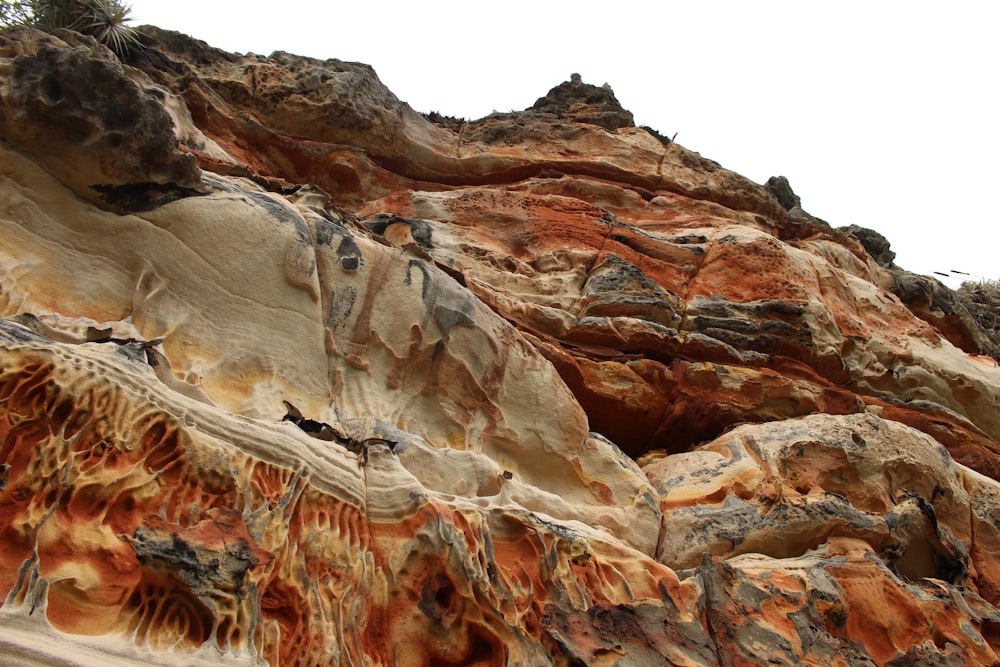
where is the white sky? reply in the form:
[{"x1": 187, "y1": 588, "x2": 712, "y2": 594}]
[{"x1": 129, "y1": 1, "x2": 998, "y2": 288}]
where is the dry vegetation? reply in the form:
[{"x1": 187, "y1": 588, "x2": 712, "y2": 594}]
[{"x1": 957, "y1": 279, "x2": 1000, "y2": 358}]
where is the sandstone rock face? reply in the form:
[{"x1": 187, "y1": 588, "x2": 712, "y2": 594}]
[
  {"x1": 0, "y1": 27, "x2": 204, "y2": 212},
  {"x1": 0, "y1": 25, "x2": 998, "y2": 666}
]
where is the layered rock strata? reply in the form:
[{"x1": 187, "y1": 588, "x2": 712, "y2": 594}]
[{"x1": 0, "y1": 25, "x2": 998, "y2": 666}]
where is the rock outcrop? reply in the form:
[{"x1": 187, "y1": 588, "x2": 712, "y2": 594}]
[{"x1": 0, "y1": 25, "x2": 998, "y2": 666}]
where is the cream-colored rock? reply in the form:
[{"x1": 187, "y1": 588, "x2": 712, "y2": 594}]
[
  {"x1": 646, "y1": 414, "x2": 978, "y2": 584},
  {"x1": 0, "y1": 148, "x2": 331, "y2": 419},
  {"x1": 0, "y1": 139, "x2": 656, "y2": 549}
]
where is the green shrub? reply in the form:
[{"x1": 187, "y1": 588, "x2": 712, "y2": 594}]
[{"x1": 0, "y1": 0, "x2": 139, "y2": 55}]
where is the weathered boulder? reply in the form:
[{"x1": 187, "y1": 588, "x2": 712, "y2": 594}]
[{"x1": 0, "y1": 27, "x2": 204, "y2": 211}]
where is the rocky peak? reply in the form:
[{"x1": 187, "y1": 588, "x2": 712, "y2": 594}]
[
  {"x1": 765, "y1": 174, "x2": 802, "y2": 211},
  {"x1": 841, "y1": 223, "x2": 896, "y2": 268},
  {"x1": 529, "y1": 72, "x2": 635, "y2": 130}
]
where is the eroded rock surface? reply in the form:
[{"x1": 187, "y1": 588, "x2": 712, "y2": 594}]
[{"x1": 1, "y1": 25, "x2": 998, "y2": 666}]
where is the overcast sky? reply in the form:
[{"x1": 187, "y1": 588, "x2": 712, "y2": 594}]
[{"x1": 129, "y1": 1, "x2": 998, "y2": 288}]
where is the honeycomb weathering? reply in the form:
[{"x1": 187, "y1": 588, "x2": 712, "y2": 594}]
[{"x1": 0, "y1": 24, "x2": 999, "y2": 666}]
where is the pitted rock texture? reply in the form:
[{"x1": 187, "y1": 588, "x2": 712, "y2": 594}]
[
  {"x1": 0, "y1": 27, "x2": 203, "y2": 212},
  {"x1": 0, "y1": 25, "x2": 999, "y2": 666}
]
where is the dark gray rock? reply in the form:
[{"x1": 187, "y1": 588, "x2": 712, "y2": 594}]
[
  {"x1": 841, "y1": 224, "x2": 896, "y2": 268},
  {"x1": 766, "y1": 175, "x2": 802, "y2": 211},
  {"x1": 0, "y1": 27, "x2": 203, "y2": 211},
  {"x1": 529, "y1": 74, "x2": 635, "y2": 131}
]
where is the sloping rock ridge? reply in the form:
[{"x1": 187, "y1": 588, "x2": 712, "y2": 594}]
[{"x1": 1, "y1": 25, "x2": 998, "y2": 666}]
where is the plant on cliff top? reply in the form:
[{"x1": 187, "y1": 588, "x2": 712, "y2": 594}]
[
  {"x1": 0, "y1": 0, "x2": 139, "y2": 54},
  {"x1": 956, "y1": 279, "x2": 1000, "y2": 360}
]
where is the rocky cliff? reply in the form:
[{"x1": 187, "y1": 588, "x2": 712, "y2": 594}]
[{"x1": 1, "y1": 25, "x2": 999, "y2": 666}]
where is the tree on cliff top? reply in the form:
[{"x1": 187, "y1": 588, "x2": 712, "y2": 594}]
[{"x1": 0, "y1": 0, "x2": 138, "y2": 54}]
